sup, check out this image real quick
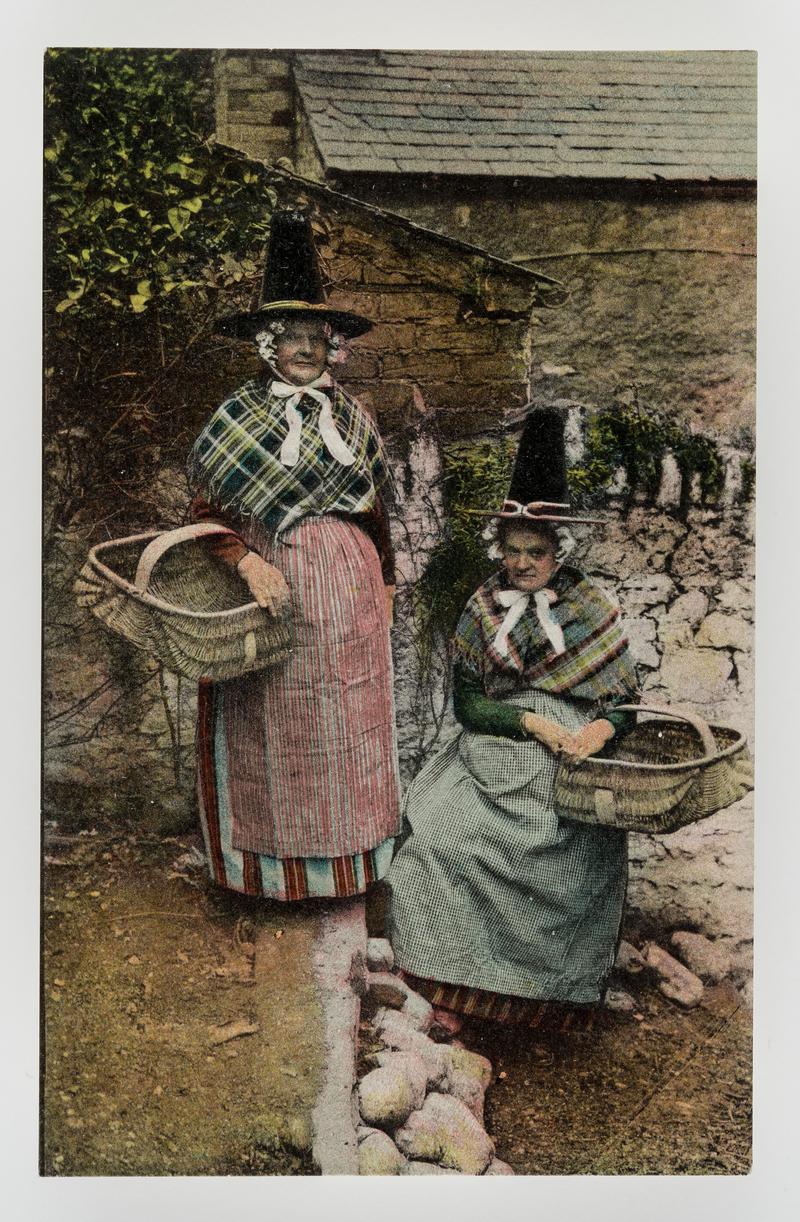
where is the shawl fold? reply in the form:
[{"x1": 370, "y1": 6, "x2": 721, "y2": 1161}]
[
  {"x1": 452, "y1": 565, "x2": 639, "y2": 704},
  {"x1": 188, "y1": 377, "x2": 394, "y2": 535}
]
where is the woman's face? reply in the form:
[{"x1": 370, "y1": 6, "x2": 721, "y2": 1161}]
[
  {"x1": 501, "y1": 527, "x2": 558, "y2": 593},
  {"x1": 273, "y1": 319, "x2": 329, "y2": 384}
]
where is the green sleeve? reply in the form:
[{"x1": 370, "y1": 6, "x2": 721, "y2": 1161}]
[
  {"x1": 452, "y1": 664, "x2": 529, "y2": 740},
  {"x1": 602, "y1": 697, "x2": 636, "y2": 737}
]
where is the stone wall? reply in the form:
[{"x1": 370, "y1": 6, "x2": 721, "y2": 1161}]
[{"x1": 346, "y1": 179, "x2": 756, "y2": 439}]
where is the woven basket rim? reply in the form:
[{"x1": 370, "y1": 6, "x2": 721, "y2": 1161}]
[
  {"x1": 86, "y1": 531, "x2": 277, "y2": 623},
  {"x1": 561, "y1": 718, "x2": 747, "y2": 776}
]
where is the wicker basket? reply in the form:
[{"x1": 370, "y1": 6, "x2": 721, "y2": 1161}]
[
  {"x1": 554, "y1": 704, "x2": 753, "y2": 834},
  {"x1": 74, "y1": 522, "x2": 293, "y2": 682}
]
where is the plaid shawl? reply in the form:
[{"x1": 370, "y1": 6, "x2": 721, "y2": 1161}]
[
  {"x1": 452, "y1": 565, "x2": 638, "y2": 703},
  {"x1": 188, "y1": 377, "x2": 393, "y2": 535}
]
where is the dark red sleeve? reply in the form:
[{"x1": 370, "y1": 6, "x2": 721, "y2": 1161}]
[
  {"x1": 188, "y1": 494, "x2": 249, "y2": 569},
  {"x1": 356, "y1": 496, "x2": 396, "y2": 585}
]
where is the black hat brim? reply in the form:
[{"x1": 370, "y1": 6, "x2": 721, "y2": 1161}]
[{"x1": 215, "y1": 301, "x2": 372, "y2": 341}]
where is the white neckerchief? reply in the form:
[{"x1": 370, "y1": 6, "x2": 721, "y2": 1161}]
[
  {"x1": 493, "y1": 587, "x2": 565, "y2": 658},
  {"x1": 270, "y1": 372, "x2": 356, "y2": 468}
]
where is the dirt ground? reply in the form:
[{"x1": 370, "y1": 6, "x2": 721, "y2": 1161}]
[
  {"x1": 472, "y1": 981, "x2": 750, "y2": 1175},
  {"x1": 43, "y1": 830, "x2": 752, "y2": 1178},
  {"x1": 42, "y1": 825, "x2": 321, "y2": 1176},
  {"x1": 366, "y1": 885, "x2": 752, "y2": 1177}
]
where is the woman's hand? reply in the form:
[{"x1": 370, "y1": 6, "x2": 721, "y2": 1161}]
[
  {"x1": 521, "y1": 712, "x2": 577, "y2": 756},
  {"x1": 237, "y1": 552, "x2": 290, "y2": 617},
  {"x1": 562, "y1": 719, "x2": 615, "y2": 764}
]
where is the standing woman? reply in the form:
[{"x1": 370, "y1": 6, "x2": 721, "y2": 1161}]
[
  {"x1": 387, "y1": 410, "x2": 639, "y2": 1032},
  {"x1": 188, "y1": 211, "x2": 400, "y2": 901}
]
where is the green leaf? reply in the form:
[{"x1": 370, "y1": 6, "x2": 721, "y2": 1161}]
[
  {"x1": 183, "y1": 197, "x2": 202, "y2": 213},
  {"x1": 167, "y1": 207, "x2": 190, "y2": 235},
  {"x1": 129, "y1": 293, "x2": 149, "y2": 313},
  {"x1": 112, "y1": 200, "x2": 132, "y2": 213}
]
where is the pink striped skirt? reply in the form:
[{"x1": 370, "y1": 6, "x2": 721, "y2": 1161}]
[{"x1": 196, "y1": 514, "x2": 401, "y2": 894}]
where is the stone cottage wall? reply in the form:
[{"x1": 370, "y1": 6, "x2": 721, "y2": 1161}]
[{"x1": 353, "y1": 180, "x2": 756, "y2": 438}]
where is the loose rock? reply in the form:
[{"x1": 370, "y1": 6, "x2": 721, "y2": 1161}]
[
  {"x1": 402, "y1": 1161, "x2": 462, "y2": 1175},
  {"x1": 393, "y1": 1091, "x2": 495, "y2": 1175},
  {"x1": 401, "y1": 989, "x2": 434, "y2": 1034},
  {"x1": 485, "y1": 1158, "x2": 515, "y2": 1175},
  {"x1": 358, "y1": 1053, "x2": 428, "y2": 1128},
  {"x1": 366, "y1": 937, "x2": 395, "y2": 973},
  {"x1": 644, "y1": 942, "x2": 705, "y2": 1008},
  {"x1": 367, "y1": 972, "x2": 409, "y2": 1009},
  {"x1": 604, "y1": 989, "x2": 637, "y2": 1013},
  {"x1": 669, "y1": 931, "x2": 732, "y2": 984},
  {"x1": 358, "y1": 1129, "x2": 408, "y2": 1176},
  {"x1": 373, "y1": 1010, "x2": 448, "y2": 1087},
  {"x1": 444, "y1": 1045, "x2": 493, "y2": 1088},
  {"x1": 615, "y1": 939, "x2": 646, "y2": 975}
]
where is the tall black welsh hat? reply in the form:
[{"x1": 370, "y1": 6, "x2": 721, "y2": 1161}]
[
  {"x1": 215, "y1": 209, "x2": 372, "y2": 341},
  {"x1": 467, "y1": 407, "x2": 604, "y2": 525}
]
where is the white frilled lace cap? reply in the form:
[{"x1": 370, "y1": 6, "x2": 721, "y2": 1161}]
[
  {"x1": 254, "y1": 319, "x2": 350, "y2": 369},
  {"x1": 482, "y1": 518, "x2": 578, "y2": 564}
]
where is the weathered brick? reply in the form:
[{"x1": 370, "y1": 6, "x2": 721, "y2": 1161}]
[
  {"x1": 421, "y1": 380, "x2": 528, "y2": 415},
  {"x1": 356, "y1": 322, "x2": 416, "y2": 351},
  {"x1": 361, "y1": 263, "x2": 421, "y2": 286},
  {"x1": 421, "y1": 324, "x2": 498, "y2": 354},
  {"x1": 378, "y1": 291, "x2": 456, "y2": 321},
  {"x1": 480, "y1": 272, "x2": 539, "y2": 313},
  {"x1": 341, "y1": 350, "x2": 381, "y2": 380},
  {"x1": 382, "y1": 352, "x2": 462, "y2": 380},
  {"x1": 220, "y1": 125, "x2": 291, "y2": 158},
  {"x1": 459, "y1": 352, "x2": 529, "y2": 381},
  {"x1": 219, "y1": 55, "x2": 256, "y2": 78},
  {"x1": 227, "y1": 88, "x2": 292, "y2": 111},
  {"x1": 326, "y1": 290, "x2": 381, "y2": 317}
]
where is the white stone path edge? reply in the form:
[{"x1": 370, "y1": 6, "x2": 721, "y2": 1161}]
[{"x1": 310, "y1": 898, "x2": 368, "y2": 1174}]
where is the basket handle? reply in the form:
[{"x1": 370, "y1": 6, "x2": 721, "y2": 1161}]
[
  {"x1": 612, "y1": 703, "x2": 717, "y2": 758},
  {"x1": 133, "y1": 522, "x2": 240, "y2": 592}
]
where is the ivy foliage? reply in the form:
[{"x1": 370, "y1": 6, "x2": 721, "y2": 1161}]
[
  {"x1": 568, "y1": 400, "x2": 727, "y2": 509},
  {"x1": 44, "y1": 48, "x2": 274, "y2": 319},
  {"x1": 43, "y1": 50, "x2": 278, "y2": 551},
  {"x1": 415, "y1": 438, "x2": 516, "y2": 653}
]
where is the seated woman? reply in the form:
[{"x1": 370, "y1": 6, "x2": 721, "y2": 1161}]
[{"x1": 386, "y1": 409, "x2": 639, "y2": 1033}]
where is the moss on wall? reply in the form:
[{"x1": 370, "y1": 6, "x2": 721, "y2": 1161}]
[{"x1": 568, "y1": 400, "x2": 728, "y2": 510}]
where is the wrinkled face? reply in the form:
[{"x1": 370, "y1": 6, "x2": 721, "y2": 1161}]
[
  {"x1": 501, "y1": 527, "x2": 558, "y2": 593},
  {"x1": 273, "y1": 318, "x2": 329, "y2": 384}
]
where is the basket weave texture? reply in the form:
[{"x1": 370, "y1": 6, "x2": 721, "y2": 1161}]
[
  {"x1": 74, "y1": 523, "x2": 292, "y2": 682},
  {"x1": 554, "y1": 704, "x2": 752, "y2": 834}
]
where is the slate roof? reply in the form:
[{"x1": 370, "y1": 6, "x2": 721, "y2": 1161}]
[{"x1": 293, "y1": 50, "x2": 756, "y2": 181}]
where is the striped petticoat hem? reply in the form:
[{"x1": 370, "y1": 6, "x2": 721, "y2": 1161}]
[
  {"x1": 402, "y1": 971, "x2": 600, "y2": 1033},
  {"x1": 197, "y1": 790, "x2": 396, "y2": 900}
]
